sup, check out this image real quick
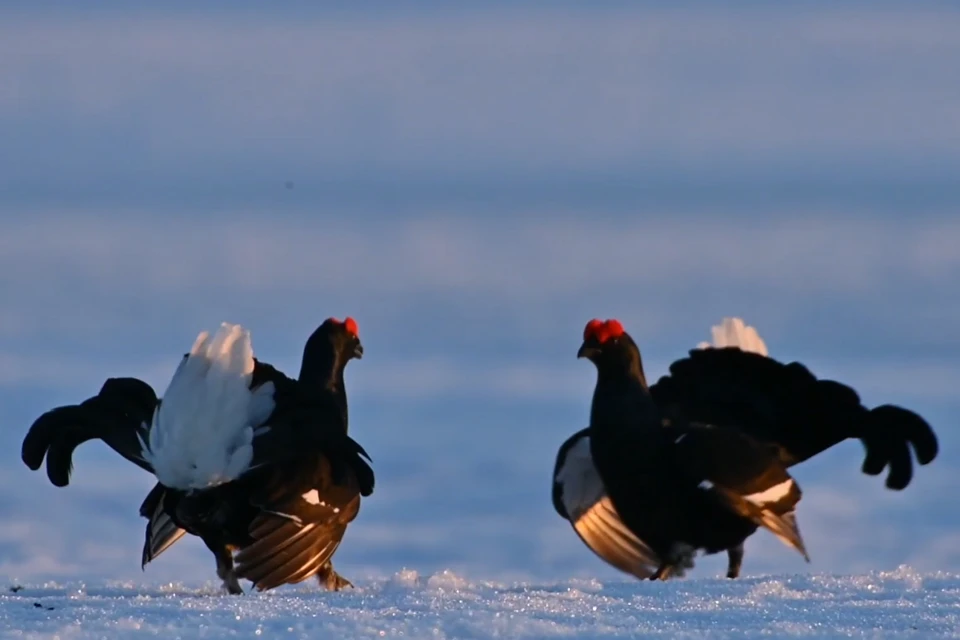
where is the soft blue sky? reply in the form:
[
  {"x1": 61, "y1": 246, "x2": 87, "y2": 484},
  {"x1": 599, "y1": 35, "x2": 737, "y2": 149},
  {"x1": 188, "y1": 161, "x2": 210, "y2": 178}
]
[{"x1": 1, "y1": 3, "x2": 958, "y2": 587}]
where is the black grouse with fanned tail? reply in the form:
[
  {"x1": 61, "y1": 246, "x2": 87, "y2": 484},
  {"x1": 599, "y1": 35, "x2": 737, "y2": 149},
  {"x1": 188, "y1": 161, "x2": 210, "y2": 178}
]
[
  {"x1": 138, "y1": 318, "x2": 373, "y2": 594},
  {"x1": 552, "y1": 317, "x2": 938, "y2": 580},
  {"x1": 21, "y1": 317, "x2": 373, "y2": 594},
  {"x1": 573, "y1": 318, "x2": 809, "y2": 580}
]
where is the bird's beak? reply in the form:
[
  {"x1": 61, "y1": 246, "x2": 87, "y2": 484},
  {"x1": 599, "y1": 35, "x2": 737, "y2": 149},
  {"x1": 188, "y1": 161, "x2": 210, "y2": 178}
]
[
  {"x1": 353, "y1": 343, "x2": 364, "y2": 359},
  {"x1": 577, "y1": 343, "x2": 596, "y2": 359}
]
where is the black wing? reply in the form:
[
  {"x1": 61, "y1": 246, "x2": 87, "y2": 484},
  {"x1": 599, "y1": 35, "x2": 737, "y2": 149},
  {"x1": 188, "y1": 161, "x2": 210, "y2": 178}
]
[
  {"x1": 22, "y1": 377, "x2": 158, "y2": 486},
  {"x1": 593, "y1": 422, "x2": 807, "y2": 562},
  {"x1": 233, "y1": 373, "x2": 374, "y2": 592},
  {"x1": 246, "y1": 395, "x2": 374, "y2": 494},
  {"x1": 553, "y1": 429, "x2": 659, "y2": 579},
  {"x1": 244, "y1": 358, "x2": 368, "y2": 474},
  {"x1": 667, "y1": 424, "x2": 809, "y2": 561},
  {"x1": 649, "y1": 347, "x2": 938, "y2": 490},
  {"x1": 234, "y1": 455, "x2": 364, "y2": 592}
]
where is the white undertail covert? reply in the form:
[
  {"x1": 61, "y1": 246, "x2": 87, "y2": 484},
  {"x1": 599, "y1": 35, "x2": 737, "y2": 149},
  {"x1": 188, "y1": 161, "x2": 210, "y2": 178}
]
[
  {"x1": 140, "y1": 323, "x2": 276, "y2": 491},
  {"x1": 697, "y1": 317, "x2": 768, "y2": 356}
]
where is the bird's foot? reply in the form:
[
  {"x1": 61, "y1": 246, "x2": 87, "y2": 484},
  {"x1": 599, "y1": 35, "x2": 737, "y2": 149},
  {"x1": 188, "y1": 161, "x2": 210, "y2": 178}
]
[
  {"x1": 317, "y1": 563, "x2": 354, "y2": 591},
  {"x1": 221, "y1": 574, "x2": 244, "y2": 595},
  {"x1": 217, "y1": 567, "x2": 244, "y2": 595}
]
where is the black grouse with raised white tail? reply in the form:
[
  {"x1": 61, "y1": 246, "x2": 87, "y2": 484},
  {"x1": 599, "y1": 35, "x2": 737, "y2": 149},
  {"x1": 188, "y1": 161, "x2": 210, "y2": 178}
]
[
  {"x1": 552, "y1": 317, "x2": 939, "y2": 580},
  {"x1": 22, "y1": 317, "x2": 373, "y2": 594}
]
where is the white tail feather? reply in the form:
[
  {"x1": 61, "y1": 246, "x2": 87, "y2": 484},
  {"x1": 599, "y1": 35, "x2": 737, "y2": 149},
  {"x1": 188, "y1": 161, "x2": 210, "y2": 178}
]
[
  {"x1": 696, "y1": 317, "x2": 768, "y2": 356},
  {"x1": 140, "y1": 323, "x2": 275, "y2": 491}
]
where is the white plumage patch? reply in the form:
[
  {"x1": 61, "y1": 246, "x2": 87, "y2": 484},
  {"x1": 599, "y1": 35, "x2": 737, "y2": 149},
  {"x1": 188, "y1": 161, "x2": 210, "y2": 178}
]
[
  {"x1": 139, "y1": 322, "x2": 276, "y2": 491},
  {"x1": 556, "y1": 435, "x2": 660, "y2": 580},
  {"x1": 744, "y1": 478, "x2": 795, "y2": 507},
  {"x1": 696, "y1": 317, "x2": 768, "y2": 356},
  {"x1": 555, "y1": 436, "x2": 605, "y2": 521}
]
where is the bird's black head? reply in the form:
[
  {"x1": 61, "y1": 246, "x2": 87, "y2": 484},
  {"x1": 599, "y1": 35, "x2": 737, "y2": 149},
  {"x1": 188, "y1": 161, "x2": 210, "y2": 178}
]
[
  {"x1": 577, "y1": 318, "x2": 645, "y2": 380},
  {"x1": 315, "y1": 316, "x2": 364, "y2": 361},
  {"x1": 299, "y1": 316, "x2": 364, "y2": 381}
]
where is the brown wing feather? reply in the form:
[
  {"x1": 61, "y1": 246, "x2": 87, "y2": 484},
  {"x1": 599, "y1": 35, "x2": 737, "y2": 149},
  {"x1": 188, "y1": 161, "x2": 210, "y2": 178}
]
[
  {"x1": 233, "y1": 455, "x2": 362, "y2": 591},
  {"x1": 572, "y1": 496, "x2": 659, "y2": 579}
]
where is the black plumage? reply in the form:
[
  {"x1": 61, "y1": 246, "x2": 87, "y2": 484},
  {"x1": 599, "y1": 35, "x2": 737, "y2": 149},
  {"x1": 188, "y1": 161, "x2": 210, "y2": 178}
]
[
  {"x1": 22, "y1": 317, "x2": 373, "y2": 594},
  {"x1": 142, "y1": 319, "x2": 370, "y2": 593},
  {"x1": 649, "y1": 346, "x2": 938, "y2": 489},
  {"x1": 553, "y1": 318, "x2": 938, "y2": 580},
  {"x1": 21, "y1": 377, "x2": 158, "y2": 487}
]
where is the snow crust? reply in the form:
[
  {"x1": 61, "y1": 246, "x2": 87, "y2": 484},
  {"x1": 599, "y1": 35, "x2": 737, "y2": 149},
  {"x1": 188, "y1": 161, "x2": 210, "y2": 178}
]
[{"x1": 2, "y1": 566, "x2": 957, "y2": 639}]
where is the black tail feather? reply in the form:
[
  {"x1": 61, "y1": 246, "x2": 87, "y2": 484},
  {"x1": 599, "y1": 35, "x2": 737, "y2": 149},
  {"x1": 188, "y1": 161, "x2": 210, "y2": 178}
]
[
  {"x1": 21, "y1": 379, "x2": 157, "y2": 487},
  {"x1": 45, "y1": 431, "x2": 82, "y2": 488},
  {"x1": 21, "y1": 406, "x2": 70, "y2": 471},
  {"x1": 98, "y1": 377, "x2": 158, "y2": 421},
  {"x1": 861, "y1": 405, "x2": 939, "y2": 490},
  {"x1": 22, "y1": 405, "x2": 97, "y2": 487},
  {"x1": 139, "y1": 482, "x2": 166, "y2": 519},
  {"x1": 649, "y1": 348, "x2": 939, "y2": 492}
]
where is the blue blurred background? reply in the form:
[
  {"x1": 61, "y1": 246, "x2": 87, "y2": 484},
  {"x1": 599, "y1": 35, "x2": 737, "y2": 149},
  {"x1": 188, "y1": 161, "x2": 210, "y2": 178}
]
[{"x1": 1, "y1": 2, "x2": 958, "y2": 586}]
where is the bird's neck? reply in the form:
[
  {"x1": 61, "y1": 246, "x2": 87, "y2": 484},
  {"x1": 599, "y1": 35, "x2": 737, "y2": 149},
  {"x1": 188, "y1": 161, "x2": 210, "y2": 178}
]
[
  {"x1": 298, "y1": 351, "x2": 350, "y2": 432},
  {"x1": 589, "y1": 361, "x2": 659, "y2": 434}
]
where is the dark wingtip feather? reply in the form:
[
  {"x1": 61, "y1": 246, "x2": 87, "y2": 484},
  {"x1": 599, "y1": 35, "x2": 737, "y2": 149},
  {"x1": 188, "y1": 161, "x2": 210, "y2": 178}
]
[
  {"x1": 354, "y1": 442, "x2": 373, "y2": 463},
  {"x1": 339, "y1": 436, "x2": 375, "y2": 495},
  {"x1": 356, "y1": 459, "x2": 375, "y2": 497},
  {"x1": 328, "y1": 453, "x2": 375, "y2": 497}
]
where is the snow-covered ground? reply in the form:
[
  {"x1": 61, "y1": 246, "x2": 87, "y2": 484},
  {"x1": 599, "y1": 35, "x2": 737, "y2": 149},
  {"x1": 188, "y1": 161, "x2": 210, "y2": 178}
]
[{"x1": 2, "y1": 567, "x2": 957, "y2": 639}]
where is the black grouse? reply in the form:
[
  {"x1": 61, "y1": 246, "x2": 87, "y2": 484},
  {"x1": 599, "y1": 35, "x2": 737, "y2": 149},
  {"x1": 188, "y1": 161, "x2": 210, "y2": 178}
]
[
  {"x1": 552, "y1": 318, "x2": 938, "y2": 580},
  {"x1": 22, "y1": 317, "x2": 373, "y2": 594}
]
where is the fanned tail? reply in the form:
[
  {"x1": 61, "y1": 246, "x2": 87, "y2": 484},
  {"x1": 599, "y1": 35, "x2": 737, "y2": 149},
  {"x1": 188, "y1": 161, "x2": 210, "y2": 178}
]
[
  {"x1": 650, "y1": 346, "x2": 939, "y2": 490},
  {"x1": 21, "y1": 378, "x2": 157, "y2": 487},
  {"x1": 696, "y1": 316, "x2": 938, "y2": 488},
  {"x1": 140, "y1": 323, "x2": 275, "y2": 491}
]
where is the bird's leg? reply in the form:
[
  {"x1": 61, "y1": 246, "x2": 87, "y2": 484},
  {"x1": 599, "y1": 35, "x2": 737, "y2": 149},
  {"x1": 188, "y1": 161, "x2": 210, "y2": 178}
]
[
  {"x1": 316, "y1": 561, "x2": 354, "y2": 591},
  {"x1": 726, "y1": 544, "x2": 744, "y2": 579},
  {"x1": 649, "y1": 542, "x2": 696, "y2": 581},
  {"x1": 204, "y1": 539, "x2": 243, "y2": 595}
]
